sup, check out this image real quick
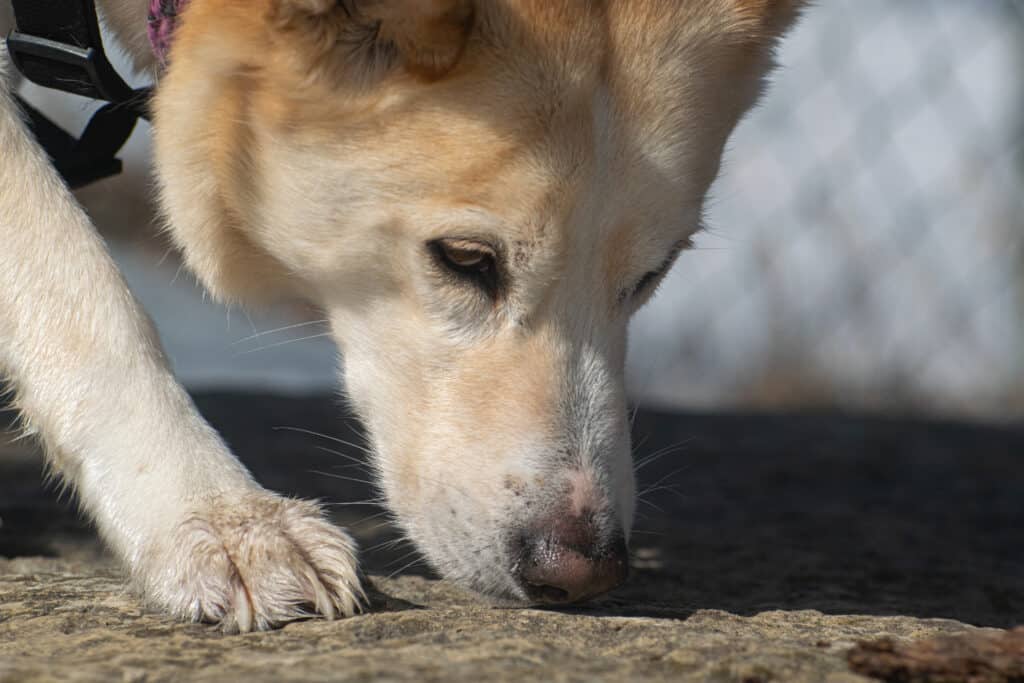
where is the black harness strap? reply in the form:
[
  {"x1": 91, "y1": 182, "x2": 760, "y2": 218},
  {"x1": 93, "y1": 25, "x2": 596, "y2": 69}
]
[{"x1": 6, "y1": 0, "x2": 151, "y2": 188}]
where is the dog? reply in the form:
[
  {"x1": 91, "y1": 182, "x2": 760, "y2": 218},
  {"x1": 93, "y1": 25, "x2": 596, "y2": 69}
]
[{"x1": 0, "y1": 0, "x2": 804, "y2": 632}]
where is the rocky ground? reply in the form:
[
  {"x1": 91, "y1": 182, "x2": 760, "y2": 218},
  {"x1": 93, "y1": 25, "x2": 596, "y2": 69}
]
[{"x1": 1, "y1": 393, "x2": 1022, "y2": 682}]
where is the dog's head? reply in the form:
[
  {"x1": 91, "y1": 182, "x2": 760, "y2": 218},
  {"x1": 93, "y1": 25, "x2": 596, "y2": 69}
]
[{"x1": 154, "y1": 0, "x2": 803, "y2": 603}]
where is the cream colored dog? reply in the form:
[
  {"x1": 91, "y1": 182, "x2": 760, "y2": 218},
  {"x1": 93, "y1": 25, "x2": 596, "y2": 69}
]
[{"x1": 0, "y1": 0, "x2": 803, "y2": 631}]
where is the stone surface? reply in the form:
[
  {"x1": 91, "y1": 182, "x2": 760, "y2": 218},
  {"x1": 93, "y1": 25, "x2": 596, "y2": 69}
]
[{"x1": 1, "y1": 394, "x2": 1022, "y2": 682}]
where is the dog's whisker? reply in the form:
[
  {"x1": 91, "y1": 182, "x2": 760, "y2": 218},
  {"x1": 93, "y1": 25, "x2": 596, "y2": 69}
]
[
  {"x1": 313, "y1": 445, "x2": 373, "y2": 468},
  {"x1": 274, "y1": 426, "x2": 373, "y2": 454},
  {"x1": 315, "y1": 442, "x2": 373, "y2": 459},
  {"x1": 231, "y1": 319, "x2": 329, "y2": 345},
  {"x1": 233, "y1": 332, "x2": 333, "y2": 355},
  {"x1": 635, "y1": 447, "x2": 674, "y2": 470},
  {"x1": 367, "y1": 516, "x2": 404, "y2": 532},
  {"x1": 639, "y1": 463, "x2": 694, "y2": 491},
  {"x1": 365, "y1": 534, "x2": 413, "y2": 554},
  {"x1": 637, "y1": 437, "x2": 695, "y2": 462},
  {"x1": 352, "y1": 512, "x2": 397, "y2": 529},
  {"x1": 637, "y1": 484, "x2": 686, "y2": 500},
  {"x1": 385, "y1": 544, "x2": 428, "y2": 573},
  {"x1": 632, "y1": 510, "x2": 654, "y2": 523},
  {"x1": 328, "y1": 463, "x2": 376, "y2": 477},
  {"x1": 636, "y1": 498, "x2": 667, "y2": 514},
  {"x1": 365, "y1": 533, "x2": 409, "y2": 550},
  {"x1": 385, "y1": 556, "x2": 429, "y2": 580},
  {"x1": 383, "y1": 545, "x2": 424, "y2": 568},
  {"x1": 308, "y1": 470, "x2": 378, "y2": 487},
  {"x1": 321, "y1": 498, "x2": 385, "y2": 508},
  {"x1": 634, "y1": 439, "x2": 696, "y2": 472}
]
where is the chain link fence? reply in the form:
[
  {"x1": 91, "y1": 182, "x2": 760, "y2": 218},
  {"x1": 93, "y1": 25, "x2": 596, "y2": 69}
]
[{"x1": 628, "y1": 1, "x2": 1024, "y2": 422}]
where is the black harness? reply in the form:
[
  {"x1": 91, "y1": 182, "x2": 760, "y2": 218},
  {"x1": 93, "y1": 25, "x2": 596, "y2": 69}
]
[{"x1": 6, "y1": 0, "x2": 151, "y2": 188}]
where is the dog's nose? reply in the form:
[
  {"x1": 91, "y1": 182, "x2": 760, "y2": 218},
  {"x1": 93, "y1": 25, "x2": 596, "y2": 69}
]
[{"x1": 514, "y1": 518, "x2": 628, "y2": 604}]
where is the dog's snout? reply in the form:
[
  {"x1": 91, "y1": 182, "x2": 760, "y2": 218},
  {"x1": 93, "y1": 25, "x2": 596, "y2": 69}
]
[{"x1": 514, "y1": 516, "x2": 628, "y2": 605}]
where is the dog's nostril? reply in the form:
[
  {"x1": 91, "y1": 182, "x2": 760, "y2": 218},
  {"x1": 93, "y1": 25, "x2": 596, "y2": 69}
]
[{"x1": 515, "y1": 530, "x2": 628, "y2": 605}]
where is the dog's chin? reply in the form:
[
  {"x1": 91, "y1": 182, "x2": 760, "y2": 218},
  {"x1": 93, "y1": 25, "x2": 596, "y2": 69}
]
[{"x1": 418, "y1": 548, "x2": 527, "y2": 604}]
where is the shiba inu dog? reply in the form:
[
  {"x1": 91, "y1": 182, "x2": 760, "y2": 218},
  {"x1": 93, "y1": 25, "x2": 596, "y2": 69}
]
[{"x1": 0, "y1": 0, "x2": 804, "y2": 632}]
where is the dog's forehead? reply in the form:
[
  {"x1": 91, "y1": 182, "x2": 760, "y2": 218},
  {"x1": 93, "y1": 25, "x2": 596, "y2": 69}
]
[
  {"x1": 451, "y1": 3, "x2": 770, "y2": 211},
  {"x1": 261, "y1": 0, "x2": 780, "y2": 283}
]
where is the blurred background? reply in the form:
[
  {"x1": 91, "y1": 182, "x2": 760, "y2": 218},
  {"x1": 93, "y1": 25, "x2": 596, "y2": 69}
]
[{"x1": 15, "y1": 0, "x2": 1024, "y2": 423}]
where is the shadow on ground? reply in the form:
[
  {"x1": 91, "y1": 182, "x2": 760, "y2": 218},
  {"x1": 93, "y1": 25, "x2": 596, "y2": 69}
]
[{"x1": 3, "y1": 392, "x2": 1022, "y2": 629}]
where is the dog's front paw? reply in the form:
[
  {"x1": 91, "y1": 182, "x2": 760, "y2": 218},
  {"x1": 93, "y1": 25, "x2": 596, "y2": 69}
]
[{"x1": 138, "y1": 493, "x2": 363, "y2": 632}]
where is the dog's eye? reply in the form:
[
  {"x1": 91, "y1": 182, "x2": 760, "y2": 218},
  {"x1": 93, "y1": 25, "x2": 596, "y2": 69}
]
[
  {"x1": 623, "y1": 268, "x2": 666, "y2": 304},
  {"x1": 428, "y1": 238, "x2": 499, "y2": 295},
  {"x1": 633, "y1": 270, "x2": 661, "y2": 296},
  {"x1": 623, "y1": 238, "x2": 692, "y2": 304}
]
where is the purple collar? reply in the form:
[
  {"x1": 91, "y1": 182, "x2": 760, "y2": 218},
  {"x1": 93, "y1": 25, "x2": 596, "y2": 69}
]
[{"x1": 147, "y1": 0, "x2": 188, "y2": 67}]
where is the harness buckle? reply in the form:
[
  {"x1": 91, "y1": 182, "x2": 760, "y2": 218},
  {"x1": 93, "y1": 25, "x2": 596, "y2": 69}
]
[
  {"x1": 6, "y1": 30, "x2": 135, "y2": 105},
  {"x1": 5, "y1": 25, "x2": 151, "y2": 187}
]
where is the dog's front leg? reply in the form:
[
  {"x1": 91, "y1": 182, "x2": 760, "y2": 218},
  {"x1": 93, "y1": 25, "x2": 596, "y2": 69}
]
[{"x1": 0, "y1": 56, "x2": 361, "y2": 631}]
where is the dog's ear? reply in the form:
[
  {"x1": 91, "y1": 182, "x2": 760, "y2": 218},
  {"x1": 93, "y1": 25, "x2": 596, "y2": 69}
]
[
  {"x1": 267, "y1": 0, "x2": 475, "y2": 80},
  {"x1": 731, "y1": 0, "x2": 807, "y2": 41}
]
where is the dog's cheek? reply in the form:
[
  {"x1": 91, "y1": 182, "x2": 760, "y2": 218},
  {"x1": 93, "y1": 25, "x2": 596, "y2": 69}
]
[
  {"x1": 331, "y1": 304, "x2": 440, "y2": 456},
  {"x1": 337, "y1": 337, "x2": 410, "y2": 440}
]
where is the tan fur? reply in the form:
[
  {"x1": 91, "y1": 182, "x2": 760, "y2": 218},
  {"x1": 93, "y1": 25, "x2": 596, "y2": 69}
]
[{"x1": 1, "y1": 0, "x2": 805, "y2": 630}]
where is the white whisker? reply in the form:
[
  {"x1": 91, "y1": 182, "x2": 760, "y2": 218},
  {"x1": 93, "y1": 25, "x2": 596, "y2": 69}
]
[
  {"x1": 234, "y1": 332, "x2": 333, "y2": 355},
  {"x1": 386, "y1": 553, "x2": 428, "y2": 579},
  {"x1": 308, "y1": 469, "x2": 378, "y2": 487},
  {"x1": 314, "y1": 446, "x2": 373, "y2": 468},
  {"x1": 273, "y1": 426, "x2": 372, "y2": 454},
  {"x1": 231, "y1": 319, "x2": 328, "y2": 345}
]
